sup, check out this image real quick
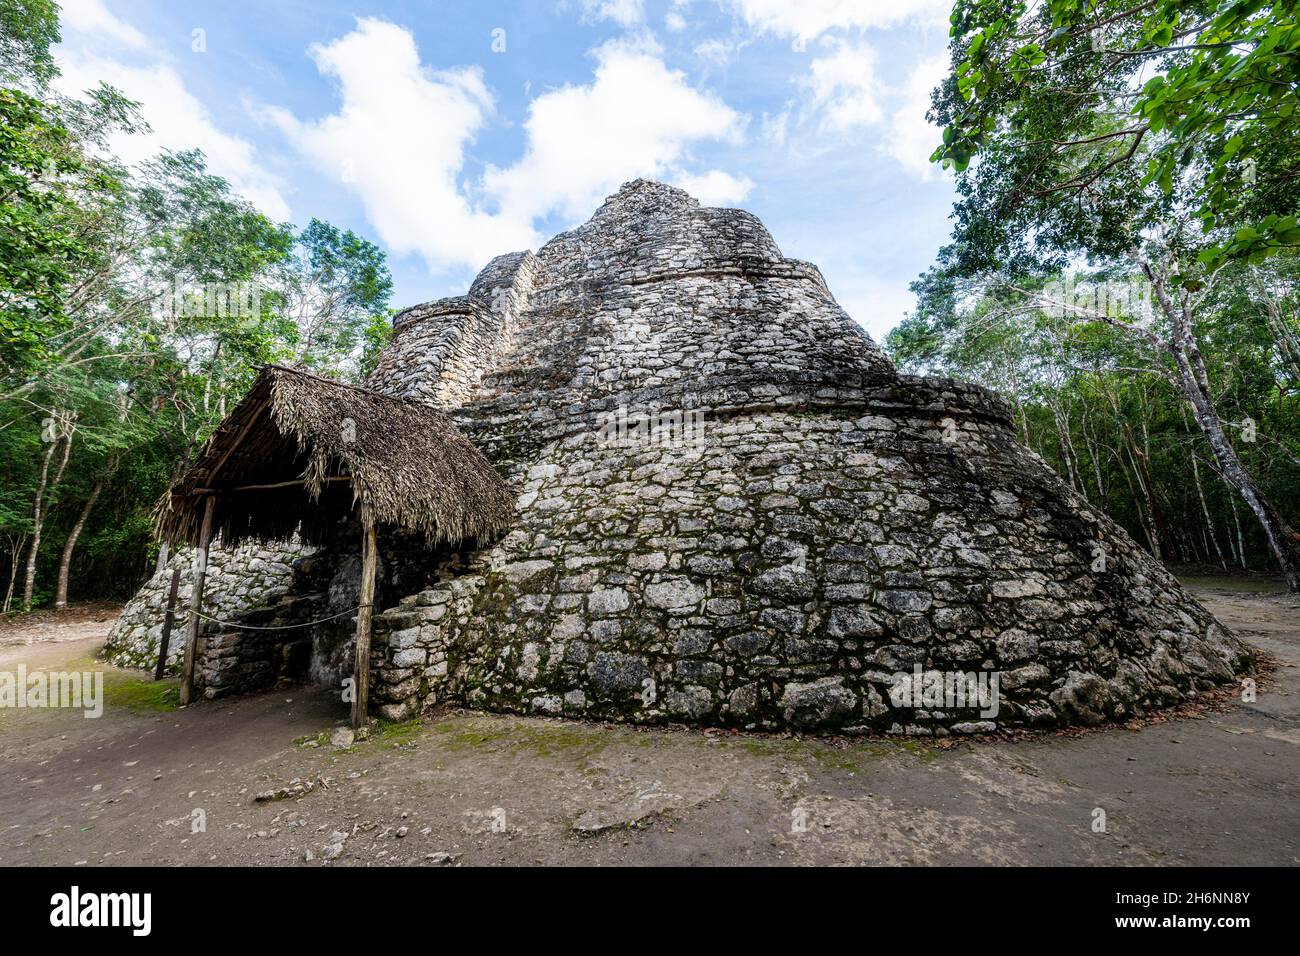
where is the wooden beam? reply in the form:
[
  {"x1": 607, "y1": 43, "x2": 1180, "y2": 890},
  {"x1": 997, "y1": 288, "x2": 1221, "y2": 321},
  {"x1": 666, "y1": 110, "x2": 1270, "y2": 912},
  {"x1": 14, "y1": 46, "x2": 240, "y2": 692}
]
[
  {"x1": 154, "y1": 564, "x2": 182, "y2": 681},
  {"x1": 179, "y1": 496, "x2": 216, "y2": 706},
  {"x1": 193, "y1": 476, "x2": 351, "y2": 495},
  {"x1": 351, "y1": 514, "x2": 378, "y2": 729},
  {"x1": 203, "y1": 404, "x2": 265, "y2": 487}
]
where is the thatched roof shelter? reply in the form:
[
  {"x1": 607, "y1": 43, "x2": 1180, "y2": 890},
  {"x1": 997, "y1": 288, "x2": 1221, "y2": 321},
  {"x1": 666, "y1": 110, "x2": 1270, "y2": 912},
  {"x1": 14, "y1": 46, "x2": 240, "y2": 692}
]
[{"x1": 155, "y1": 364, "x2": 514, "y2": 548}]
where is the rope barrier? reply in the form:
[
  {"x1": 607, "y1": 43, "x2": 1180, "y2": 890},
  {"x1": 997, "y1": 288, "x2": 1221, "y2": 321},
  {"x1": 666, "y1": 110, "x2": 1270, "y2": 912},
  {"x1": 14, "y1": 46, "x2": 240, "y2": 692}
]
[{"x1": 192, "y1": 604, "x2": 373, "y2": 630}]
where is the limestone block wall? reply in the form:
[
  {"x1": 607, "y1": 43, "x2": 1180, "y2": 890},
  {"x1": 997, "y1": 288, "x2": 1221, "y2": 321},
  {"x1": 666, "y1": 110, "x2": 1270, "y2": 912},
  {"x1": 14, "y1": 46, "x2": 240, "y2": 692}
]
[
  {"x1": 105, "y1": 542, "x2": 310, "y2": 673},
  {"x1": 366, "y1": 182, "x2": 894, "y2": 417},
  {"x1": 196, "y1": 605, "x2": 310, "y2": 699},
  {"x1": 367, "y1": 252, "x2": 537, "y2": 406},
  {"x1": 370, "y1": 573, "x2": 482, "y2": 720},
  {"x1": 367, "y1": 380, "x2": 1249, "y2": 732},
  {"x1": 357, "y1": 180, "x2": 1251, "y2": 733},
  {"x1": 185, "y1": 533, "x2": 458, "y2": 702}
]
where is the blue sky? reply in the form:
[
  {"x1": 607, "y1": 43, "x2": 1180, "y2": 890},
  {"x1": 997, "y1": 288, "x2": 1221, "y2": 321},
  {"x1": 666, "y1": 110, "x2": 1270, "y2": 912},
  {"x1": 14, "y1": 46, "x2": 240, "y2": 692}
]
[{"x1": 52, "y1": 0, "x2": 958, "y2": 341}]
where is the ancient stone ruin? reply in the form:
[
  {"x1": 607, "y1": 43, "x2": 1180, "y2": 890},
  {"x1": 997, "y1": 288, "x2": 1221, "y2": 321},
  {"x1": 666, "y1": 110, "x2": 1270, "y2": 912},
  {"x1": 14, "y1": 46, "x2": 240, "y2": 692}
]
[{"x1": 107, "y1": 179, "x2": 1253, "y2": 733}]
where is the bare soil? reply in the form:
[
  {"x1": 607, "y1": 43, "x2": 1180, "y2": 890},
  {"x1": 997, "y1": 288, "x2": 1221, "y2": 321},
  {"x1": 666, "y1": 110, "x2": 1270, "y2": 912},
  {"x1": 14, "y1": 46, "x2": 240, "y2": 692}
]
[{"x1": 0, "y1": 579, "x2": 1296, "y2": 867}]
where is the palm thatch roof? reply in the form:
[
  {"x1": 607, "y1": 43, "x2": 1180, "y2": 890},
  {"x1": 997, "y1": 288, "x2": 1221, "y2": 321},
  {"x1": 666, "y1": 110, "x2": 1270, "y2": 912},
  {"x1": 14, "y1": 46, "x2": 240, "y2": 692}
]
[{"x1": 155, "y1": 365, "x2": 515, "y2": 548}]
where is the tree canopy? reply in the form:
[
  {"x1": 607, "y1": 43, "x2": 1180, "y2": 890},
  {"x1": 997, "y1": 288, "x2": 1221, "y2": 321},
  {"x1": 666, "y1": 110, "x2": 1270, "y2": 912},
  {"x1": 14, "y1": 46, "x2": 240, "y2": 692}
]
[
  {"x1": 0, "y1": 3, "x2": 394, "y2": 609},
  {"x1": 893, "y1": 0, "x2": 1300, "y2": 588}
]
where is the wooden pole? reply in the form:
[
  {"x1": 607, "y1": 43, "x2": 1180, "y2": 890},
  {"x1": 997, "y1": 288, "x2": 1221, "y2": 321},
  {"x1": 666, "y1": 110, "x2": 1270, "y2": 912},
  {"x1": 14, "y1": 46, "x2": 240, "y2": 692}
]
[
  {"x1": 351, "y1": 514, "x2": 378, "y2": 729},
  {"x1": 155, "y1": 564, "x2": 183, "y2": 681},
  {"x1": 179, "y1": 497, "x2": 216, "y2": 706}
]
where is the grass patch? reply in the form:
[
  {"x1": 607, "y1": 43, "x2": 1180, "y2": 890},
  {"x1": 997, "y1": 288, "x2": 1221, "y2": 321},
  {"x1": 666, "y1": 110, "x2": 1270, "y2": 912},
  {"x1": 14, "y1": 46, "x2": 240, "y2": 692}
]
[
  {"x1": 738, "y1": 734, "x2": 936, "y2": 771},
  {"x1": 376, "y1": 716, "x2": 425, "y2": 747},
  {"x1": 52, "y1": 653, "x2": 181, "y2": 714},
  {"x1": 431, "y1": 720, "x2": 513, "y2": 750},
  {"x1": 510, "y1": 723, "x2": 609, "y2": 760},
  {"x1": 416, "y1": 713, "x2": 942, "y2": 772},
  {"x1": 429, "y1": 717, "x2": 612, "y2": 762},
  {"x1": 103, "y1": 676, "x2": 179, "y2": 713}
]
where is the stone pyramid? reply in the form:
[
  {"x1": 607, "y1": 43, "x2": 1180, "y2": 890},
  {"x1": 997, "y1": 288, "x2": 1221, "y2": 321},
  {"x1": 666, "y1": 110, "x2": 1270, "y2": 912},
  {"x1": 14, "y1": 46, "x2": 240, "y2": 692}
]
[
  {"x1": 359, "y1": 180, "x2": 1251, "y2": 732},
  {"x1": 109, "y1": 179, "x2": 1253, "y2": 732}
]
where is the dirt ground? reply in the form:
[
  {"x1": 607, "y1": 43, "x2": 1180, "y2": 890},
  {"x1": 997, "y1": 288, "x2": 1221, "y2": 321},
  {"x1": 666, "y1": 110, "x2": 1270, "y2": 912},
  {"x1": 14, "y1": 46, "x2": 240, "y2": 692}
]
[{"x1": 0, "y1": 578, "x2": 1296, "y2": 867}]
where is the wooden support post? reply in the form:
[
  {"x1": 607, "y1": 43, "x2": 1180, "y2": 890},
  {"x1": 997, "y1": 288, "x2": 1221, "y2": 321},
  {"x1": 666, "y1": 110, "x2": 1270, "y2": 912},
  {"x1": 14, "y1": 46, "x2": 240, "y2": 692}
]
[
  {"x1": 155, "y1": 563, "x2": 183, "y2": 681},
  {"x1": 351, "y1": 514, "x2": 378, "y2": 729},
  {"x1": 179, "y1": 497, "x2": 216, "y2": 706}
]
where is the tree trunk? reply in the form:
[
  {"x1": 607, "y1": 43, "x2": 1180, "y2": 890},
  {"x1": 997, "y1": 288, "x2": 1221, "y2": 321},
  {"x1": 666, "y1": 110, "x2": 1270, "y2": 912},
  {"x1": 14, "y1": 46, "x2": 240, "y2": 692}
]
[
  {"x1": 1256, "y1": 272, "x2": 1300, "y2": 382},
  {"x1": 22, "y1": 429, "x2": 71, "y2": 610},
  {"x1": 1101, "y1": 383, "x2": 1164, "y2": 559},
  {"x1": 1182, "y1": 375, "x2": 1299, "y2": 585},
  {"x1": 1134, "y1": 384, "x2": 1181, "y2": 561},
  {"x1": 1081, "y1": 407, "x2": 1106, "y2": 502},
  {"x1": 3, "y1": 534, "x2": 26, "y2": 613},
  {"x1": 1050, "y1": 401, "x2": 1080, "y2": 492},
  {"x1": 1123, "y1": 438, "x2": 1163, "y2": 560},
  {"x1": 1143, "y1": 263, "x2": 1300, "y2": 590},
  {"x1": 1190, "y1": 451, "x2": 1227, "y2": 571},
  {"x1": 1230, "y1": 496, "x2": 1248, "y2": 570},
  {"x1": 54, "y1": 467, "x2": 110, "y2": 609},
  {"x1": 1182, "y1": 407, "x2": 1228, "y2": 572}
]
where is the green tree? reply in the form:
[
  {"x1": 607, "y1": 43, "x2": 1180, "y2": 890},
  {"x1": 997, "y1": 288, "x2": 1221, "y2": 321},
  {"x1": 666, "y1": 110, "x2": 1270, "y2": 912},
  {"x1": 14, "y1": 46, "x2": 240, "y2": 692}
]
[
  {"x1": 0, "y1": 87, "x2": 88, "y2": 380},
  {"x1": 276, "y1": 219, "x2": 393, "y2": 377},
  {"x1": 921, "y1": 0, "x2": 1300, "y2": 589},
  {"x1": 0, "y1": 0, "x2": 58, "y2": 88},
  {"x1": 0, "y1": 1, "x2": 394, "y2": 611}
]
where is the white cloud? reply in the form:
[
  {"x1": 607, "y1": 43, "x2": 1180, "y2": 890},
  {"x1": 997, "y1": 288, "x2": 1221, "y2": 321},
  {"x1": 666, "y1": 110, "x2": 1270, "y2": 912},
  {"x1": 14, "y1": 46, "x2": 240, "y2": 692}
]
[
  {"x1": 485, "y1": 39, "x2": 746, "y2": 225},
  {"x1": 54, "y1": 48, "x2": 292, "y2": 220},
  {"x1": 761, "y1": 107, "x2": 792, "y2": 145},
  {"x1": 885, "y1": 54, "x2": 948, "y2": 179},
  {"x1": 58, "y1": 0, "x2": 147, "y2": 50},
  {"x1": 789, "y1": 42, "x2": 948, "y2": 180},
  {"x1": 804, "y1": 41, "x2": 881, "y2": 131},
  {"x1": 265, "y1": 23, "x2": 748, "y2": 272},
  {"x1": 666, "y1": 11, "x2": 688, "y2": 31},
  {"x1": 721, "y1": 0, "x2": 950, "y2": 43},
  {"x1": 693, "y1": 37, "x2": 741, "y2": 65},
  {"x1": 259, "y1": 18, "x2": 531, "y2": 269},
  {"x1": 580, "y1": 0, "x2": 646, "y2": 27},
  {"x1": 672, "y1": 169, "x2": 754, "y2": 205}
]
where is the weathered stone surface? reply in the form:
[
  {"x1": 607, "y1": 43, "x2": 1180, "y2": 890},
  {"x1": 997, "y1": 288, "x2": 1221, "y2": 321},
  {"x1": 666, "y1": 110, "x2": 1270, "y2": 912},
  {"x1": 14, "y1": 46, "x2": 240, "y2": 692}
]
[
  {"x1": 587, "y1": 652, "x2": 650, "y2": 695},
  {"x1": 104, "y1": 541, "x2": 311, "y2": 674},
  {"x1": 115, "y1": 179, "x2": 1255, "y2": 735},
  {"x1": 780, "y1": 678, "x2": 858, "y2": 727},
  {"x1": 644, "y1": 578, "x2": 706, "y2": 610}
]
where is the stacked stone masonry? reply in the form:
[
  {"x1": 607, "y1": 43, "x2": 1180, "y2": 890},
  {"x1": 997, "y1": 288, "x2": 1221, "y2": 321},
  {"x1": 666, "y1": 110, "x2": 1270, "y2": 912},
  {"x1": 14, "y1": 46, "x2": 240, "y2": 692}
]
[
  {"x1": 105, "y1": 541, "x2": 309, "y2": 674},
  {"x1": 114, "y1": 180, "x2": 1253, "y2": 732}
]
